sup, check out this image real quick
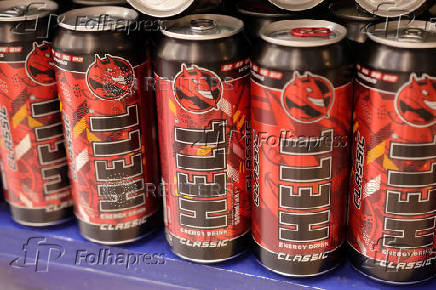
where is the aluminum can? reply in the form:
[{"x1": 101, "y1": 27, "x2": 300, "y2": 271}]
[
  {"x1": 0, "y1": 0, "x2": 73, "y2": 226},
  {"x1": 154, "y1": 14, "x2": 251, "y2": 263},
  {"x1": 267, "y1": 0, "x2": 326, "y2": 11},
  {"x1": 53, "y1": 6, "x2": 161, "y2": 244},
  {"x1": 251, "y1": 19, "x2": 353, "y2": 276},
  {"x1": 348, "y1": 20, "x2": 436, "y2": 284},
  {"x1": 127, "y1": 0, "x2": 224, "y2": 18},
  {"x1": 355, "y1": 0, "x2": 434, "y2": 17}
]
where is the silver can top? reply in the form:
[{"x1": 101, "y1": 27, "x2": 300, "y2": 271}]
[
  {"x1": 332, "y1": 3, "x2": 377, "y2": 22},
  {"x1": 58, "y1": 6, "x2": 138, "y2": 32},
  {"x1": 0, "y1": 0, "x2": 58, "y2": 21},
  {"x1": 260, "y1": 19, "x2": 347, "y2": 47},
  {"x1": 267, "y1": 0, "x2": 325, "y2": 11},
  {"x1": 367, "y1": 20, "x2": 436, "y2": 49},
  {"x1": 356, "y1": 0, "x2": 428, "y2": 17},
  {"x1": 161, "y1": 14, "x2": 244, "y2": 40},
  {"x1": 127, "y1": 0, "x2": 193, "y2": 17},
  {"x1": 73, "y1": 0, "x2": 127, "y2": 5}
]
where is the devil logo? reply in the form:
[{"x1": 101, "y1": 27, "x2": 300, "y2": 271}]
[
  {"x1": 395, "y1": 74, "x2": 436, "y2": 128},
  {"x1": 86, "y1": 54, "x2": 134, "y2": 100},
  {"x1": 173, "y1": 64, "x2": 223, "y2": 114},
  {"x1": 25, "y1": 42, "x2": 56, "y2": 86},
  {"x1": 282, "y1": 72, "x2": 335, "y2": 123}
]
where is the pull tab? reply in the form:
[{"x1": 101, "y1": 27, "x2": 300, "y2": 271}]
[
  {"x1": 398, "y1": 28, "x2": 425, "y2": 42},
  {"x1": 191, "y1": 19, "x2": 216, "y2": 32},
  {"x1": 291, "y1": 27, "x2": 331, "y2": 37}
]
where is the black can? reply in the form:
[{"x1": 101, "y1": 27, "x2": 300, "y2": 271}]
[
  {"x1": 0, "y1": 0, "x2": 74, "y2": 226},
  {"x1": 348, "y1": 20, "x2": 436, "y2": 285},
  {"x1": 251, "y1": 19, "x2": 353, "y2": 277},
  {"x1": 53, "y1": 7, "x2": 161, "y2": 244},
  {"x1": 154, "y1": 14, "x2": 251, "y2": 263}
]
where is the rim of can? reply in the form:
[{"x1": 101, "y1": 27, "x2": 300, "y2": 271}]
[
  {"x1": 355, "y1": 0, "x2": 428, "y2": 17},
  {"x1": 58, "y1": 6, "x2": 138, "y2": 31},
  {"x1": 331, "y1": 3, "x2": 378, "y2": 22},
  {"x1": 267, "y1": 0, "x2": 325, "y2": 11},
  {"x1": 73, "y1": 0, "x2": 127, "y2": 5},
  {"x1": 237, "y1": 7, "x2": 295, "y2": 18},
  {"x1": 0, "y1": 0, "x2": 58, "y2": 21},
  {"x1": 260, "y1": 19, "x2": 347, "y2": 47},
  {"x1": 127, "y1": 0, "x2": 194, "y2": 18},
  {"x1": 161, "y1": 14, "x2": 244, "y2": 41},
  {"x1": 367, "y1": 20, "x2": 436, "y2": 49}
]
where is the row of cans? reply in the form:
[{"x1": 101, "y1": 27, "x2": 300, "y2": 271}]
[{"x1": 0, "y1": 0, "x2": 434, "y2": 285}]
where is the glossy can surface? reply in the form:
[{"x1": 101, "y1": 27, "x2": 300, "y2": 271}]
[
  {"x1": 251, "y1": 20, "x2": 353, "y2": 277},
  {"x1": 0, "y1": 0, "x2": 73, "y2": 226},
  {"x1": 53, "y1": 7, "x2": 161, "y2": 244},
  {"x1": 154, "y1": 14, "x2": 251, "y2": 263},
  {"x1": 348, "y1": 20, "x2": 436, "y2": 284}
]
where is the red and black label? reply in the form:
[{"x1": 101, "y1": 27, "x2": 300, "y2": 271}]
[
  {"x1": 251, "y1": 64, "x2": 353, "y2": 276},
  {"x1": 0, "y1": 41, "x2": 72, "y2": 224},
  {"x1": 54, "y1": 49, "x2": 160, "y2": 243},
  {"x1": 348, "y1": 65, "x2": 436, "y2": 283},
  {"x1": 155, "y1": 59, "x2": 251, "y2": 262}
]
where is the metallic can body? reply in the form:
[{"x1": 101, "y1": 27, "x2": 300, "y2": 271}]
[
  {"x1": 348, "y1": 22, "x2": 436, "y2": 284},
  {"x1": 0, "y1": 0, "x2": 73, "y2": 226},
  {"x1": 154, "y1": 15, "x2": 251, "y2": 263},
  {"x1": 251, "y1": 20, "x2": 353, "y2": 277},
  {"x1": 53, "y1": 7, "x2": 161, "y2": 244}
]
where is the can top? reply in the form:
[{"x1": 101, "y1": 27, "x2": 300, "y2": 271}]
[
  {"x1": 161, "y1": 14, "x2": 244, "y2": 41},
  {"x1": 367, "y1": 20, "x2": 436, "y2": 49},
  {"x1": 260, "y1": 20, "x2": 347, "y2": 47},
  {"x1": 0, "y1": 0, "x2": 58, "y2": 21},
  {"x1": 237, "y1": 1, "x2": 295, "y2": 18},
  {"x1": 58, "y1": 6, "x2": 138, "y2": 32},
  {"x1": 332, "y1": 3, "x2": 377, "y2": 22},
  {"x1": 73, "y1": 0, "x2": 127, "y2": 5},
  {"x1": 356, "y1": 0, "x2": 428, "y2": 17},
  {"x1": 267, "y1": 0, "x2": 324, "y2": 11},
  {"x1": 127, "y1": 0, "x2": 193, "y2": 17}
]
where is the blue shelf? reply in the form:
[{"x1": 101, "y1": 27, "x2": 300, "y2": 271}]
[{"x1": 0, "y1": 203, "x2": 434, "y2": 290}]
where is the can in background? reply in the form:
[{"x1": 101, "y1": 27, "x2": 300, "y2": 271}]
[
  {"x1": 237, "y1": 0, "x2": 302, "y2": 41},
  {"x1": 53, "y1": 6, "x2": 161, "y2": 244},
  {"x1": 127, "y1": 0, "x2": 225, "y2": 18},
  {"x1": 0, "y1": 0, "x2": 73, "y2": 226},
  {"x1": 154, "y1": 14, "x2": 251, "y2": 263},
  {"x1": 251, "y1": 20, "x2": 353, "y2": 277},
  {"x1": 355, "y1": 0, "x2": 434, "y2": 17},
  {"x1": 348, "y1": 20, "x2": 436, "y2": 285},
  {"x1": 267, "y1": 0, "x2": 327, "y2": 11}
]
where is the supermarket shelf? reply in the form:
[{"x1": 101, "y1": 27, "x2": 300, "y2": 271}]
[{"x1": 0, "y1": 203, "x2": 434, "y2": 290}]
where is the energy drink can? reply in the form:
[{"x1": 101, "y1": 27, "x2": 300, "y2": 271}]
[
  {"x1": 251, "y1": 20, "x2": 353, "y2": 276},
  {"x1": 348, "y1": 20, "x2": 436, "y2": 284},
  {"x1": 53, "y1": 6, "x2": 161, "y2": 244},
  {"x1": 126, "y1": 0, "x2": 224, "y2": 18},
  {"x1": 267, "y1": 0, "x2": 326, "y2": 11},
  {"x1": 154, "y1": 14, "x2": 251, "y2": 263},
  {"x1": 355, "y1": 0, "x2": 434, "y2": 17},
  {"x1": 0, "y1": 0, "x2": 73, "y2": 226}
]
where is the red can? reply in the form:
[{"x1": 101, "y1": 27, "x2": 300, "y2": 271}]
[
  {"x1": 154, "y1": 14, "x2": 251, "y2": 263},
  {"x1": 251, "y1": 20, "x2": 353, "y2": 276},
  {"x1": 0, "y1": 0, "x2": 73, "y2": 226},
  {"x1": 53, "y1": 7, "x2": 161, "y2": 244},
  {"x1": 348, "y1": 20, "x2": 436, "y2": 284}
]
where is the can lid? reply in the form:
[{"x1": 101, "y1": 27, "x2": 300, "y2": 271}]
[
  {"x1": 127, "y1": 0, "x2": 193, "y2": 17},
  {"x1": 356, "y1": 0, "x2": 428, "y2": 17},
  {"x1": 161, "y1": 14, "x2": 244, "y2": 41},
  {"x1": 267, "y1": 0, "x2": 325, "y2": 11},
  {"x1": 332, "y1": 3, "x2": 377, "y2": 22},
  {"x1": 367, "y1": 20, "x2": 436, "y2": 49},
  {"x1": 73, "y1": 0, "x2": 127, "y2": 5},
  {"x1": 0, "y1": 0, "x2": 58, "y2": 21},
  {"x1": 58, "y1": 6, "x2": 138, "y2": 32},
  {"x1": 260, "y1": 20, "x2": 347, "y2": 47}
]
